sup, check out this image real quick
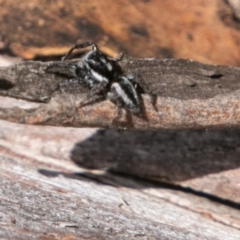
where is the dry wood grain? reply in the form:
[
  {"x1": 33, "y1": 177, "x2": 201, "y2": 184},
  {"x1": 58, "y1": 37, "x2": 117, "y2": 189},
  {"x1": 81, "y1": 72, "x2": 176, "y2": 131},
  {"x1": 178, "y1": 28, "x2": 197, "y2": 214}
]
[
  {"x1": 1, "y1": 120, "x2": 240, "y2": 239},
  {"x1": 1, "y1": 54, "x2": 240, "y2": 239},
  {"x1": 1, "y1": 56, "x2": 240, "y2": 130}
]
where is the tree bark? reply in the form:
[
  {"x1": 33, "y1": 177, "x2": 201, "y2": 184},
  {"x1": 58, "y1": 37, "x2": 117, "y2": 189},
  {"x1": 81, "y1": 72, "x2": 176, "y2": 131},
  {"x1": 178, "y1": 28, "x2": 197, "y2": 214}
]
[{"x1": 1, "y1": 56, "x2": 240, "y2": 130}]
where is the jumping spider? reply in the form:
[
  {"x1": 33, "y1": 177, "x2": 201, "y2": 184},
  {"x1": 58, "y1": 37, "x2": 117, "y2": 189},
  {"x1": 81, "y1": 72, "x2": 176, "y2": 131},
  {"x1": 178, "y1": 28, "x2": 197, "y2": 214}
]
[{"x1": 48, "y1": 41, "x2": 144, "y2": 120}]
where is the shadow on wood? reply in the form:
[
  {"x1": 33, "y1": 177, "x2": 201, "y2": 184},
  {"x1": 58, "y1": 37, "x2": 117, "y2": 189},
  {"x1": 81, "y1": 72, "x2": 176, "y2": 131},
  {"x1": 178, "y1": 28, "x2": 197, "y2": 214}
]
[{"x1": 71, "y1": 129, "x2": 240, "y2": 182}]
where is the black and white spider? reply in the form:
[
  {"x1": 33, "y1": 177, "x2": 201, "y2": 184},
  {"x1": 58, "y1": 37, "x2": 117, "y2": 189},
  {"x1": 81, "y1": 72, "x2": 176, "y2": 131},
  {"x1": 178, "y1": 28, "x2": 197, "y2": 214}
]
[{"x1": 48, "y1": 41, "x2": 144, "y2": 119}]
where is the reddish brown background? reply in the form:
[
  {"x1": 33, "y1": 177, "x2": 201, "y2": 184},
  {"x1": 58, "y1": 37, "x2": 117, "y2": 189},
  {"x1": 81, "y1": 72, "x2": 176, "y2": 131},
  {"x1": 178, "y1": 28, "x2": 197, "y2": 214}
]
[{"x1": 1, "y1": 0, "x2": 240, "y2": 65}]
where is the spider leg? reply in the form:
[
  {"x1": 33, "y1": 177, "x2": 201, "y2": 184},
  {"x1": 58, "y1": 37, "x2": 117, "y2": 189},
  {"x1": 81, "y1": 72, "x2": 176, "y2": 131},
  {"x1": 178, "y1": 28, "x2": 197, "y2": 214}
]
[
  {"x1": 111, "y1": 102, "x2": 124, "y2": 128},
  {"x1": 79, "y1": 94, "x2": 105, "y2": 108},
  {"x1": 127, "y1": 74, "x2": 158, "y2": 113},
  {"x1": 88, "y1": 81, "x2": 108, "y2": 97},
  {"x1": 108, "y1": 52, "x2": 124, "y2": 62},
  {"x1": 62, "y1": 41, "x2": 99, "y2": 61},
  {"x1": 79, "y1": 80, "x2": 108, "y2": 107},
  {"x1": 115, "y1": 103, "x2": 123, "y2": 120},
  {"x1": 112, "y1": 102, "x2": 135, "y2": 129}
]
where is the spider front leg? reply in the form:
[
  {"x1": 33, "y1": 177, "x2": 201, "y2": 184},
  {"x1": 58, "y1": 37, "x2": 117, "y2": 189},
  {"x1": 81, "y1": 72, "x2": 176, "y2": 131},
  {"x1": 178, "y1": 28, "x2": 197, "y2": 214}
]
[
  {"x1": 88, "y1": 80, "x2": 108, "y2": 97},
  {"x1": 107, "y1": 86, "x2": 123, "y2": 118},
  {"x1": 115, "y1": 101, "x2": 124, "y2": 120},
  {"x1": 79, "y1": 80, "x2": 108, "y2": 107},
  {"x1": 79, "y1": 94, "x2": 106, "y2": 108},
  {"x1": 106, "y1": 96, "x2": 132, "y2": 128},
  {"x1": 109, "y1": 52, "x2": 124, "y2": 62},
  {"x1": 62, "y1": 41, "x2": 99, "y2": 61}
]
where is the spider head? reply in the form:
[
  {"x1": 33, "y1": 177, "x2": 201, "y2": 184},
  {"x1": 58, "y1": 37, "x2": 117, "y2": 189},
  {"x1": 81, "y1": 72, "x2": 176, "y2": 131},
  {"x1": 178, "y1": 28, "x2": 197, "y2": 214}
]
[{"x1": 84, "y1": 47, "x2": 123, "y2": 81}]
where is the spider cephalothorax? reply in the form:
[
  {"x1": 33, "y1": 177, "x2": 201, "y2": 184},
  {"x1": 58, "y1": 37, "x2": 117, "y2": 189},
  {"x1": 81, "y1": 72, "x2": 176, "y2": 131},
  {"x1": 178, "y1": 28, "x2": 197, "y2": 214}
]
[
  {"x1": 62, "y1": 42, "x2": 123, "y2": 96},
  {"x1": 48, "y1": 41, "x2": 144, "y2": 118}
]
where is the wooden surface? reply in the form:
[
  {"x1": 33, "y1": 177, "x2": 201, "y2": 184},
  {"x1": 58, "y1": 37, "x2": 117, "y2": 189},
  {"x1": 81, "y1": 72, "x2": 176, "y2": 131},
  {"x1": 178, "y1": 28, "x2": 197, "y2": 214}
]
[
  {"x1": 0, "y1": 58, "x2": 240, "y2": 239},
  {"x1": 1, "y1": 1, "x2": 240, "y2": 238},
  {"x1": 1, "y1": 120, "x2": 240, "y2": 239}
]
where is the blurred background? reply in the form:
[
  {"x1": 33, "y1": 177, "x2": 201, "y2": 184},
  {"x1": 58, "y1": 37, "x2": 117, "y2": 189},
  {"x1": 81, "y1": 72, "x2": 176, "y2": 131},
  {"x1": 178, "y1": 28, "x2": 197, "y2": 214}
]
[{"x1": 1, "y1": 0, "x2": 240, "y2": 65}]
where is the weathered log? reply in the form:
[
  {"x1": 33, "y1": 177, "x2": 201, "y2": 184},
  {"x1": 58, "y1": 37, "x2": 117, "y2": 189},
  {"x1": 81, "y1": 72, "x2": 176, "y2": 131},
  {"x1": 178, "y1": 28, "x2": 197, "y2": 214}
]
[
  {"x1": 1, "y1": 56, "x2": 240, "y2": 130},
  {"x1": 1, "y1": 56, "x2": 240, "y2": 239},
  {"x1": 1, "y1": 120, "x2": 240, "y2": 239}
]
